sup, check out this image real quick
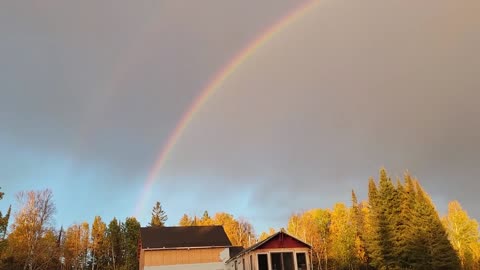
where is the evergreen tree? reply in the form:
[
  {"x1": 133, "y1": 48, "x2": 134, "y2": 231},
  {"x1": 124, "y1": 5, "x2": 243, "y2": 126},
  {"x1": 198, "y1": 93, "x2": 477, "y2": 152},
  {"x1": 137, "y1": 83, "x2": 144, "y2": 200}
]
[
  {"x1": 149, "y1": 201, "x2": 167, "y2": 227},
  {"x1": 123, "y1": 217, "x2": 140, "y2": 270},
  {"x1": 351, "y1": 190, "x2": 368, "y2": 269},
  {"x1": 201, "y1": 210, "x2": 213, "y2": 225},
  {"x1": 0, "y1": 188, "x2": 11, "y2": 256},
  {"x1": 397, "y1": 173, "x2": 417, "y2": 268},
  {"x1": 411, "y1": 182, "x2": 460, "y2": 269},
  {"x1": 107, "y1": 217, "x2": 124, "y2": 269},
  {"x1": 377, "y1": 168, "x2": 400, "y2": 268},
  {"x1": 366, "y1": 176, "x2": 384, "y2": 269}
]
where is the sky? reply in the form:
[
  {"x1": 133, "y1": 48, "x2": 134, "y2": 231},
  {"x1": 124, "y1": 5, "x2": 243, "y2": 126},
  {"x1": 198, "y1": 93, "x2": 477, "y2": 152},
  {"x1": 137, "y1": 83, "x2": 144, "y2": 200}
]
[{"x1": 0, "y1": 0, "x2": 479, "y2": 234}]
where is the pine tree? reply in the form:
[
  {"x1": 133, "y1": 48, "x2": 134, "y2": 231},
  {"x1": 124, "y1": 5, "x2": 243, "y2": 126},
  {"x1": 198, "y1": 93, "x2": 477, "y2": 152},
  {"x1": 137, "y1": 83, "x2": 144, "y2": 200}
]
[{"x1": 149, "y1": 201, "x2": 167, "y2": 227}]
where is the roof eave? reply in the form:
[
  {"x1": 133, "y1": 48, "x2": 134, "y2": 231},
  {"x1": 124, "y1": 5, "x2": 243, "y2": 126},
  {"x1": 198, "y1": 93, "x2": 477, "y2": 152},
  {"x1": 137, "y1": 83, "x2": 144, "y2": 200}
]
[{"x1": 142, "y1": 245, "x2": 231, "y2": 251}]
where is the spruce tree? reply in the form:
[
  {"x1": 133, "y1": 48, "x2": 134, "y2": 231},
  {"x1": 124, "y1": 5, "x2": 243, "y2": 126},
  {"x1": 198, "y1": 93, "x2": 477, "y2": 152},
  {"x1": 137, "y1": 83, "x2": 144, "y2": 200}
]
[
  {"x1": 414, "y1": 182, "x2": 460, "y2": 270},
  {"x1": 377, "y1": 168, "x2": 400, "y2": 269},
  {"x1": 201, "y1": 210, "x2": 213, "y2": 225},
  {"x1": 397, "y1": 173, "x2": 417, "y2": 268},
  {"x1": 149, "y1": 201, "x2": 167, "y2": 227},
  {"x1": 351, "y1": 190, "x2": 368, "y2": 268},
  {"x1": 408, "y1": 180, "x2": 460, "y2": 270},
  {"x1": 366, "y1": 177, "x2": 384, "y2": 269}
]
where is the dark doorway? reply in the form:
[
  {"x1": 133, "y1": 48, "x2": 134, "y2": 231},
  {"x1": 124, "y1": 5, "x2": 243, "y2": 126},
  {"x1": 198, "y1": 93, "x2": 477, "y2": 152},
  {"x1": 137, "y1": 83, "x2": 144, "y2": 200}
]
[
  {"x1": 270, "y1": 252, "x2": 295, "y2": 270},
  {"x1": 258, "y1": 254, "x2": 268, "y2": 270}
]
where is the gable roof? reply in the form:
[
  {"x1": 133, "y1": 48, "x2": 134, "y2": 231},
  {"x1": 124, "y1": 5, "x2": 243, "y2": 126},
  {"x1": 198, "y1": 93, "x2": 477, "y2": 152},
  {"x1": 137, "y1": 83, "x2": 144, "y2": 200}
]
[
  {"x1": 140, "y1": 225, "x2": 232, "y2": 249},
  {"x1": 226, "y1": 230, "x2": 311, "y2": 263}
]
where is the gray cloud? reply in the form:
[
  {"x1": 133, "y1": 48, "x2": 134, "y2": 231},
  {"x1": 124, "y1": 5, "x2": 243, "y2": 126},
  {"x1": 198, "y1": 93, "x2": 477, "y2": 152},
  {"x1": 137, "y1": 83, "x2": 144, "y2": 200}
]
[
  {"x1": 164, "y1": 0, "x2": 480, "y2": 229},
  {"x1": 0, "y1": 0, "x2": 479, "y2": 231}
]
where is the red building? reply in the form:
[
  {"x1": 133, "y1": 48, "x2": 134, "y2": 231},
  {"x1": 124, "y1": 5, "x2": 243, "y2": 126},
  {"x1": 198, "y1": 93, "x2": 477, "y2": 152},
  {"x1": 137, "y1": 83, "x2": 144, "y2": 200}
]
[{"x1": 225, "y1": 230, "x2": 311, "y2": 270}]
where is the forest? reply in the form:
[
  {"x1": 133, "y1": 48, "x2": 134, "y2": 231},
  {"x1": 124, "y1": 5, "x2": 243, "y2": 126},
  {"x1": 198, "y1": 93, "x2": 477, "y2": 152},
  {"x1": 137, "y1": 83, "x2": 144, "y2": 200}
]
[{"x1": 0, "y1": 168, "x2": 479, "y2": 270}]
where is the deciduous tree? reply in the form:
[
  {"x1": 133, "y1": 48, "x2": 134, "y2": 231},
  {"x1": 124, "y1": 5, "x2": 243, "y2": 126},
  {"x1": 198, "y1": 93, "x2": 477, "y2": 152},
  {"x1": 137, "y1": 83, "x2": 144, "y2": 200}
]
[
  {"x1": 91, "y1": 216, "x2": 108, "y2": 270},
  {"x1": 443, "y1": 200, "x2": 480, "y2": 270},
  {"x1": 258, "y1": 228, "x2": 276, "y2": 242},
  {"x1": 179, "y1": 214, "x2": 193, "y2": 226},
  {"x1": 329, "y1": 203, "x2": 356, "y2": 270},
  {"x1": 7, "y1": 189, "x2": 56, "y2": 270}
]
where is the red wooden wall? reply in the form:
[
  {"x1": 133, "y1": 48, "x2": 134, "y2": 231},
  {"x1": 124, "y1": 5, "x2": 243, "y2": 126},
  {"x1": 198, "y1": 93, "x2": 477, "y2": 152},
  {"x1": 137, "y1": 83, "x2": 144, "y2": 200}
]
[{"x1": 257, "y1": 233, "x2": 309, "y2": 250}]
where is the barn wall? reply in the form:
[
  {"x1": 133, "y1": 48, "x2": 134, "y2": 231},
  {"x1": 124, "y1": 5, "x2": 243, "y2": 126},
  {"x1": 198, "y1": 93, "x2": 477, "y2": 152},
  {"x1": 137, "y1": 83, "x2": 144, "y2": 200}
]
[
  {"x1": 143, "y1": 248, "x2": 227, "y2": 266},
  {"x1": 258, "y1": 235, "x2": 308, "y2": 250},
  {"x1": 140, "y1": 249, "x2": 145, "y2": 270},
  {"x1": 143, "y1": 262, "x2": 226, "y2": 270}
]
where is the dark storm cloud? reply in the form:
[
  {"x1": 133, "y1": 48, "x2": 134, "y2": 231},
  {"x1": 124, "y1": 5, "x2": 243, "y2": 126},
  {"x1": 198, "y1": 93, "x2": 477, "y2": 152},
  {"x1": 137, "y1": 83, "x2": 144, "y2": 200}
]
[
  {"x1": 1, "y1": 0, "x2": 479, "y2": 231},
  {"x1": 0, "y1": 1, "x2": 302, "y2": 226},
  {"x1": 164, "y1": 0, "x2": 480, "y2": 229},
  {"x1": 0, "y1": 1, "x2": 299, "y2": 179}
]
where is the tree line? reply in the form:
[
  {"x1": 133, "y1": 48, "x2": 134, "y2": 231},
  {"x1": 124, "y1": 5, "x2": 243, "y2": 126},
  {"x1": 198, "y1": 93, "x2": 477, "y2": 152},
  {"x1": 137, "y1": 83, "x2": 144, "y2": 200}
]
[
  {"x1": 0, "y1": 189, "x2": 140, "y2": 270},
  {"x1": 282, "y1": 169, "x2": 480, "y2": 270},
  {"x1": 0, "y1": 168, "x2": 479, "y2": 270},
  {"x1": 177, "y1": 211, "x2": 256, "y2": 247}
]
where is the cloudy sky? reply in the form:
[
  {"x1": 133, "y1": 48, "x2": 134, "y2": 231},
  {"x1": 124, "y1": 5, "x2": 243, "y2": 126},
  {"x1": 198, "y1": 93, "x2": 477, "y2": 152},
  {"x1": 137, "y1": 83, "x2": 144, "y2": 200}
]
[{"x1": 1, "y1": 0, "x2": 479, "y2": 233}]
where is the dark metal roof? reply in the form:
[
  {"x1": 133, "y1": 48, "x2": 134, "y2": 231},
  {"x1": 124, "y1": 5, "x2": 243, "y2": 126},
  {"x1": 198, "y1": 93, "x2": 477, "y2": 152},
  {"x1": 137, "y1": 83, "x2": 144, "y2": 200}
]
[
  {"x1": 140, "y1": 226, "x2": 232, "y2": 249},
  {"x1": 229, "y1": 246, "x2": 245, "y2": 257}
]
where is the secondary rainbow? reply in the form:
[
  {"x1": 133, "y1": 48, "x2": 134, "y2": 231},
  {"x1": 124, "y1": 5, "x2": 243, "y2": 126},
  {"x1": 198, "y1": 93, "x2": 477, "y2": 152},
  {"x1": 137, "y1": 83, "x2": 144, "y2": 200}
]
[{"x1": 134, "y1": 0, "x2": 320, "y2": 217}]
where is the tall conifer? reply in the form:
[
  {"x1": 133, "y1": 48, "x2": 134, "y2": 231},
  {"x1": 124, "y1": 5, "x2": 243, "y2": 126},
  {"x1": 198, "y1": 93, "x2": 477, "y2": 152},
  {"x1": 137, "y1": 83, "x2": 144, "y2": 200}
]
[{"x1": 366, "y1": 177, "x2": 384, "y2": 269}]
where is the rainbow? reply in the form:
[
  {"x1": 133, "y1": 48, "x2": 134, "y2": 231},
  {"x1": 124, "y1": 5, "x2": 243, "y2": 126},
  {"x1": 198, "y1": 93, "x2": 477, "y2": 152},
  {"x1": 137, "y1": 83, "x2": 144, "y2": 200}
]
[{"x1": 134, "y1": 0, "x2": 320, "y2": 217}]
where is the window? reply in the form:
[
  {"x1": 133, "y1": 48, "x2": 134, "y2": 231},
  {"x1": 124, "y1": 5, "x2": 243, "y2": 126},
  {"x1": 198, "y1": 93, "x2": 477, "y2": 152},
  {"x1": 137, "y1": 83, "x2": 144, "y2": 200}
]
[
  {"x1": 296, "y1": 253, "x2": 307, "y2": 270},
  {"x1": 243, "y1": 258, "x2": 246, "y2": 270},
  {"x1": 235, "y1": 260, "x2": 238, "y2": 270},
  {"x1": 270, "y1": 252, "x2": 294, "y2": 270},
  {"x1": 283, "y1": 253, "x2": 294, "y2": 270},
  {"x1": 250, "y1": 255, "x2": 253, "y2": 270},
  {"x1": 258, "y1": 254, "x2": 268, "y2": 270},
  {"x1": 271, "y1": 253, "x2": 281, "y2": 270}
]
